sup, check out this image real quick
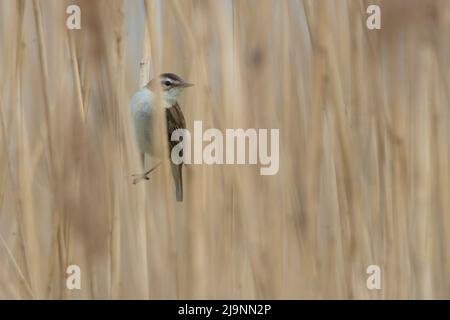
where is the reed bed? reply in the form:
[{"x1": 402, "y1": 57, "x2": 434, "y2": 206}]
[{"x1": 0, "y1": 0, "x2": 450, "y2": 299}]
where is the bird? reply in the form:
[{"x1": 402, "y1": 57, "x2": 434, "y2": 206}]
[{"x1": 129, "y1": 73, "x2": 193, "y2": 202}]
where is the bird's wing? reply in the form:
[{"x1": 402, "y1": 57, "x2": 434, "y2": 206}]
[
  {"x1": 166, "y1": 102, "x2": 186, "y2": 153},
  {"x1": 166, "y1": 103, "x2": 185, "y2": 202},
  {"x1": 166, "y1": 102, "x2": 186, "y2": 130}
]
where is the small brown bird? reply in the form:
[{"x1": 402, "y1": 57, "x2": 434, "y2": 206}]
[{"x1": 129, "y1": 73, "x2": 193, "y2": 201}]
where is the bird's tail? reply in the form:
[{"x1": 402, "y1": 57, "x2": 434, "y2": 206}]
[{"x1": 171, "y1": 163, "x2": 183, "y2": 202}]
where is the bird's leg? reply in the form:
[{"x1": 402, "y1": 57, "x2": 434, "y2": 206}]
[
  {"x1": 131, "y1": 153, "x2": 149, "y2": 184},
  {"x1": 132, "y1": 161, "x2": 162, "y2": 184}
]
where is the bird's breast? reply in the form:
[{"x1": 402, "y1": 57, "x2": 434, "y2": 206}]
[{"x1": 129, "y1": 88, "x2": 154, "y2": 154}]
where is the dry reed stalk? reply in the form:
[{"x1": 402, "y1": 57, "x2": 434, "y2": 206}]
[{"x1": 0, "y1": 0, "x2": 449, "y2": 299}]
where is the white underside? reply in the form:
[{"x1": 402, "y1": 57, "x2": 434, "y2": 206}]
[{"x1": 129, "y1": 87, "x2": 182, "y2": 155}]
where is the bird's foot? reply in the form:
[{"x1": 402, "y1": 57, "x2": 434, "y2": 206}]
[
  {"x1": 131, "y1": 173, "x2": 150, "y2": 184},
  {"x1": 131, "y1": 162, "x2": 162, "y2": 184}
]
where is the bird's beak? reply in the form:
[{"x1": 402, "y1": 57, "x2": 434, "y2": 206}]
[{"x1": 181, "y1": 82, "x2": 194, "y2": 88}]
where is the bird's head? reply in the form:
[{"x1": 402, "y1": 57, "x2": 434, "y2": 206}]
[{"x1": 147, "y1": 73, "x2": 193, "y2": 107}]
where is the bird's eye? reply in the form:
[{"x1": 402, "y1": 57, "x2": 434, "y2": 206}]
[{"x1": 164, "y1": 81, "x2": 171, "y2": 86}]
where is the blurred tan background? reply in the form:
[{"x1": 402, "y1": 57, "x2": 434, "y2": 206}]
[{"x1": 1, "y1": 0, "x2": 450, "y2": 299}]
